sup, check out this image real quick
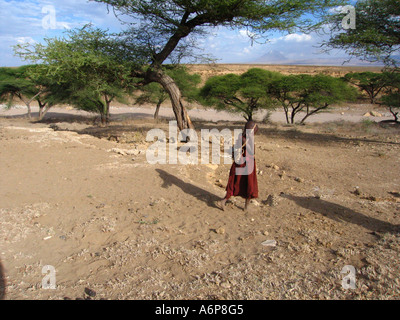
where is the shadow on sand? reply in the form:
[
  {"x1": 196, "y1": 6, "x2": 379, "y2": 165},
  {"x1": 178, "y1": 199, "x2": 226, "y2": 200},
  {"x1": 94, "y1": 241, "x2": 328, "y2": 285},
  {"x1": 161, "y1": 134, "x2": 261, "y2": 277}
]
[
  {"x1": 156, "y1": 169, "x2": 221, "y2": 209},
  {"x1": 284, "y1": 194, "x2": 399, "y2": 234}
]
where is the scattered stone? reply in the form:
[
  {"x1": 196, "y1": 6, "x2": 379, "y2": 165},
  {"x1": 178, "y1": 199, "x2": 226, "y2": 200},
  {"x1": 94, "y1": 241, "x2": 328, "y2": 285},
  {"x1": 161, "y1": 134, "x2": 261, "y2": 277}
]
[
  {"x1": 108, "y1": 135, "x2": 119, "y2": 142},
  {"x1": 215, "y1": 227, "x2": 225, "y2": 235},
  {"x1": 84, "y1": 287, "x2": 96, "y2": 297},
  {"x1": 215, "y1": 179, "x2": 225, "y2": 188},
  {"x1": 353, "y1": 187, "x2": 361, "y2": 196},
  {"x1": 261, "y1": 240, "x2": 277, "y2": 247},
  {"x1": 294, "y1": 177, "x2": 304, "y2": 183},
  {"x1": 250, "y1": 199, "x2": 260, "y2": 206},
  {"x1": 364, "y1": 195, "x2": 377, "y2": 202},
  {"x1": 370, "y1": 111, "x2": 383, "y2": 117},
  {"x1": 108, "y1": 148, "x2": 141, "y2": 156},
  {"x1": 264, "y1": 195, "x2": 279, "y2": 207},
  {"x1": 272, "y1": 165, "x2": 280, "y2": 171},
  {"x1": 363, "y1": 112, "x2": 372, "y2": 117}
]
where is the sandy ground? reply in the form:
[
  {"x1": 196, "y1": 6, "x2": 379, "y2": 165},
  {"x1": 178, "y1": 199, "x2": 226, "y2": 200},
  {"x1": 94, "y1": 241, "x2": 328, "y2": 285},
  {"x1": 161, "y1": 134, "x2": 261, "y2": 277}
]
[{"x1": 0, "y1": 104, "x2": 400, "y2": 300}]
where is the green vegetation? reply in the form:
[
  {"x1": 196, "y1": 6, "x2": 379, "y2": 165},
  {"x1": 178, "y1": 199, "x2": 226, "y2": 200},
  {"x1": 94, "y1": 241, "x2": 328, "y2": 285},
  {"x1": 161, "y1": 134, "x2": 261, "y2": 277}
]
[
  {"x1": 0, "y1": 65, "x2": 55, "y2": 120},
  {"x1": 381, "y1": 72, "x2": 400, "y2": 123},
  {"x1": 5, "y1": 1, "x2": 398, "y2": 125},
  {"x1": 343, "y1": 72, "x2": 390, "y2": 104},
  {"x1": 89, "y1": 0, "x2": 346, "y2": 130},
  {"x1": 324, "y1": 0, "x2": 400, "y2": 68},
  {"x1": 200, "y1": 68, "x2": 281, "y2": 121},
  {"x1": 136, "y1": 66, "x2": 201, "y2": 121},
  {"x1": 14, "y1": 26, "x2": 139, "y2": 125}
]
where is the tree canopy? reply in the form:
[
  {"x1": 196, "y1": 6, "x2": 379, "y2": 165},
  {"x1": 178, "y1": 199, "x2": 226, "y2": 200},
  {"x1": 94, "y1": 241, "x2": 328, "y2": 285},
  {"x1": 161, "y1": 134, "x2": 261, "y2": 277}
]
[
  {"x1": 15, "y1": 26, "x2": 139, "y2": 125},
  {"x1": 0, "y1": 65, "x2": 52, "y2": 119},
  {"x1": 343, "y1": 72, "x2": 389, "y2": 104},
  {"x1": 136, "y1": 66, "x2": 201, "y2": 121},
  {"x1": 92, "y1": 0, "x2": 347, "y2": 129},
  {"x1": 200, "y1": 68, "x2": 282, "y2": 121},
  {"x1": 381, "y1": 72, "x2": 400, "y2": 122},
  {"x1": 269, "y1": 74, "x2": 358, "y2": 124},
  {"x1": 324, "y1": 0, "x2": 400, "y2": 68}
]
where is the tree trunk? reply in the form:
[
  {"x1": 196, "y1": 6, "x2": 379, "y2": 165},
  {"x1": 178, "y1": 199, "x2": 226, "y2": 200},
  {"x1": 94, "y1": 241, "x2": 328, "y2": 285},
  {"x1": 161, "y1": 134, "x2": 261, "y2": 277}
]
[
  {"x1": 106, "y1": 100, "x2": 111, "y2": 125},
  {"x1": 154, "y1": 102, "x2": 161, "y2": 122},
  {"x1": 146, "y1": 68, "x2": 194, "y2": 131},
  {"x1": 26, "y1": 104, "x2": 32, "y2": 119},
  {"x1": 38, "y1": 101, "x2": 50, "y2": 121},
  {"x1": 100, "y1": 113, "x2": 107, "y2": 126},
  {"x1": 389, "y1": 107, "x2": 399, "y2": 122}
]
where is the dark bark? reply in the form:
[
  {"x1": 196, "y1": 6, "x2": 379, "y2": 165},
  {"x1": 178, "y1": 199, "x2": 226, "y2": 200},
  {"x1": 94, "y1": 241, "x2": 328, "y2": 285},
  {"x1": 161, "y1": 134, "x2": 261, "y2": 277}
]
[
  {"x1": 300, "y1": 103, "x2": 329, "y2": 124},
  {"x1": 145, "y1": 67, "x2": 194, "y2": 131},
  {"x1": 389, "y1": 107, "x2": 399, "y2": 122},
  {"x1": 154, "y1": 102, "x2": 161, "y2": 121},
  {"x1": 38, "y1": 100, "x2": 52, "y2": 121}
]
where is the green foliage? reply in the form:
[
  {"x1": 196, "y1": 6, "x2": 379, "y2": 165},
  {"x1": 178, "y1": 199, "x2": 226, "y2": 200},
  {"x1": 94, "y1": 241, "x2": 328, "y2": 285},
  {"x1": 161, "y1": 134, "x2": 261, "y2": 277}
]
[
  {"x1": 269, "y1": 74, "x2": 357, "y2": 124},
  {"x1": 0, "y1": 65, "x2": 56, "y2": 119},
  {"x1": 96, "y1": 0, "x2": 346, "y2": 66},
  {"x1": 14, "y1": 26, "x2": 140, "y2": 125},
  {"x1": 200, "y1": 68, "x2": 281, "y2": 120},
  {"x1": 136, "y1": 66, "x2": 201, "y2": 119},
  {"x1": 0, "y1": 66, "x2": 37, "y2": 108},
  {"x1": 343, "y1": 72, "x2": 390, "y2": 104},
  {"x1": 381, "y1": 72, "x2": 400, "y2": 122},
  {"x1": 324, "y1": 0, "x2": 400, "y2": 67},
  {"x1": 90, "y1": 0, "x2": 346, "y2": 129}
]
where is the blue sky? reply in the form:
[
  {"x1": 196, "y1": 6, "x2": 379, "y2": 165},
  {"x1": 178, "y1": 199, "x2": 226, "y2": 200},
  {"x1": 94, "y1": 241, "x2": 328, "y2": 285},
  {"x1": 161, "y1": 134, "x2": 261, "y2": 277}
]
[{"x1": 0, "y1": 0, "x2": 380, "y2": 67}]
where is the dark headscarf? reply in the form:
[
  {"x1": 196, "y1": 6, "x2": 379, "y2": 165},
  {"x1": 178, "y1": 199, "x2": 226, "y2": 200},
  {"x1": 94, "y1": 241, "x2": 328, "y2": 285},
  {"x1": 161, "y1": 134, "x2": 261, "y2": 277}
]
[{"x1": 244, "y1": 121, "x2": 259, "y2": 135}]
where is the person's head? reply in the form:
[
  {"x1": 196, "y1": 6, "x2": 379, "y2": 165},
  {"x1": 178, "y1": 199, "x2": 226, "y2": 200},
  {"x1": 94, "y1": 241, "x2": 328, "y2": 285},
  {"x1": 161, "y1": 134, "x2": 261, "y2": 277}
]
[{"x1": 244, "y1": 120, "x2": 259, "y2": 135}]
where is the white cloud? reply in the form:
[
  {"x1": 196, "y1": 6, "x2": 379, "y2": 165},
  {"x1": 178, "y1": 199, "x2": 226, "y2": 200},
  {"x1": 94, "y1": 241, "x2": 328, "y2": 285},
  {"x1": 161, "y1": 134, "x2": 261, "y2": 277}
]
[
  {"x1": 283, "y1": 34, "x2": 313, "y2": 42},
  {"x1": 0, "y1": 0, "x2": 126, "y2": 66},
  {"x1": 16, "y1": 36, "x2": 36, "y2": 44}
]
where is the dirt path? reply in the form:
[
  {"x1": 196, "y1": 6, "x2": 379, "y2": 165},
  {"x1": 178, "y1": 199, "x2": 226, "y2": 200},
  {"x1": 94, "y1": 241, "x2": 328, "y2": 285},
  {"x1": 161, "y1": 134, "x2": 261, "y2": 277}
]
[
  {"x1": 0, "y1": 115, "x2": 399, "y2": 300},
  {"x1": 0, "y1": 103, "x2": 395, "y2": 124}
]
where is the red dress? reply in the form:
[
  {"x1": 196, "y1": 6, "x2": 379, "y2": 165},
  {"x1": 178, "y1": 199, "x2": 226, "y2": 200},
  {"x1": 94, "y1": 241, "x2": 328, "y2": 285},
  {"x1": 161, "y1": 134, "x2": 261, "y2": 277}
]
[{"x1": 225, "y1": 133, "x2": 258, "y2": 200}]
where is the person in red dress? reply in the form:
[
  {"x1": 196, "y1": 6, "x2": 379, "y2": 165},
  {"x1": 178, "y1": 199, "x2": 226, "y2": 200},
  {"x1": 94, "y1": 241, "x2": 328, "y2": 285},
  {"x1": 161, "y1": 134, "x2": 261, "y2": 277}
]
[{"x1": 218, "y1": 121, "x2": 259, "y2": 211}]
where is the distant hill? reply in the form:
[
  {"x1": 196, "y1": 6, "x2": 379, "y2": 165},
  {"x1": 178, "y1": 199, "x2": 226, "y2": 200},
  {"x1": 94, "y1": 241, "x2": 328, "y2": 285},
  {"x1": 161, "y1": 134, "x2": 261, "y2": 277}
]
[
  {"x1": 253, "y1": 51, "x2": 385, "y2": 67},
  {"x1": 186, "y1": 63, "x2": 384, "y2": 84}
]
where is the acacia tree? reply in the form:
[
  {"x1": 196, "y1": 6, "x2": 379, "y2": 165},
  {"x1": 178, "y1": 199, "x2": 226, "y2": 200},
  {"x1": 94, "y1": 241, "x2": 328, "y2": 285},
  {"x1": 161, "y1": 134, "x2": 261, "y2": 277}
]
[
  {"x1": 0, "y1": 66, "x2": 44, "y2": 119},
  {"x1": 94, "y1": 0, "x2": 346, "y2": 130},
  {"x1": 135, "y1": 66, "x2": 201, "y2": 121},
  {"x1": 323, "y1": 0, "x2": 400, "y2": 68},
  {"x1": 381, "y1": 72, "x2": 400, "y2": 123},
  {"x1": 343, "y1": 72, "x2": 390, "y2": 104},
  {"x1": 200, "y1": 68, "x2": 281, "y2": 121},
  {"x1": 15, "y1": 27, "x2": 139, "y2": 125},
  {"x1": 270, "y1": 74, "x2": 357, "y2": 124}
]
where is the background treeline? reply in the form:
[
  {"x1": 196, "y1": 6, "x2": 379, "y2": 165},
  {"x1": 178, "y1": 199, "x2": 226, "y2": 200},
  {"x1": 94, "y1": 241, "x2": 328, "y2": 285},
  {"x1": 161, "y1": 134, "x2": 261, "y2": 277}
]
[{"x1": 1, "y1": 28, "x2": 399, "y2": 125}]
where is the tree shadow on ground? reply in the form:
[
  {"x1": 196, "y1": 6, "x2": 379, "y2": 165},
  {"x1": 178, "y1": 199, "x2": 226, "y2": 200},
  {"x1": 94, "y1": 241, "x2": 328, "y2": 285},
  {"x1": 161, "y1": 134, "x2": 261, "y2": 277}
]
[
  {"x1": 4, "y1": 111, "x2": 399, "y2": 147},
  {"x1": 186, "y1": 122, "x2": 400, "y2": 147},
  {"x1": 284, "y1": 194, "x2": 399, "y2": 234},
  {"x1": 272, "y1": 128, "x2": 398, "y2": 146},
  {"x1": 0, "y1": 259, "x2": 5, "y2": 300},
  {"x1": 156, "y1": 169, "x2": 221, "y2": 209}
]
